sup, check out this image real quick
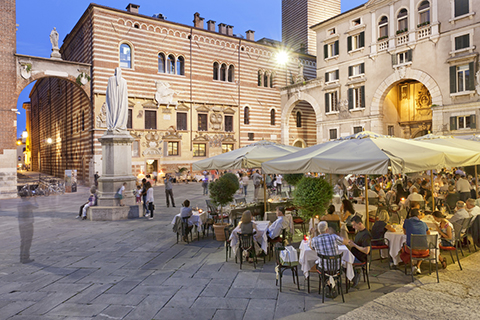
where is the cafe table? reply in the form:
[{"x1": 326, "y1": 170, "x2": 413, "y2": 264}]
[
  {"x1": 229, "y1": 220, "x2": 270, "y2": 256},
  {"x1": 298, "y1": 240, "x2": 355, "y2": 281},
  {"x1": 171, "y1": 210, "x2": 207, "y2": 231},
  {"x1": 384, "y1": 225, "x2": 439, "y2": 265}
]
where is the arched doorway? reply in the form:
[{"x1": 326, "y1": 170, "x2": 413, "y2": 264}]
[
  {"x1": 288, "y1": 102, "x2": 317, "y2": 147},
  {"x1": 382, "y1": 79, "x2": 433, "y2": 138}
]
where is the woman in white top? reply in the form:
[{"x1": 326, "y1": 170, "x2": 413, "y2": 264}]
[
  {"x1": 275, "y1": 174, "x2": 283, "y2": 195},
  {"x1": 145, "y1": 181, "x2": 154, "y2": 220},
  {"x1": 240, "y1": 173, "x2": 249, "y2": 196},
  {"x1": 117, "y1": 182, "x2": 127, "y2": 206},
  {"x1": 433, "y1": 210, "x2": 453, "y2": 269}
]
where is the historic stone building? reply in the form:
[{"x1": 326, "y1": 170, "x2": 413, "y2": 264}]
[
  {"x1": 281, "y1": 0, "x2": 480, "y2": 143},
  {"x1": 28, "y1": 3, "x2": 319, "y2": 184}
]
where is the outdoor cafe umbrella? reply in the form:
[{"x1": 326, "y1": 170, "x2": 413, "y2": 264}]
[
  {"x1": 193, "y1": 140, "x2": 301, "y2": 214},
  {"x1": 414, "y1": 133, "x2": 480, "y2": 209},
  {"x1": 262, "y1": 131, "x2": 480, "y2": 227}
]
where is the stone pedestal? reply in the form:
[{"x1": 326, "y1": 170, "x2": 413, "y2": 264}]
[
  {"x1": 91, "y1": 131, "x2": 137, "y2": 220},
  {"x1": 50, "y1": 48, "x2": 62, "y2": 60}
]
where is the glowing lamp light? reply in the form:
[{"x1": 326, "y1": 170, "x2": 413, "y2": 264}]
[
  {"x1": 22, "y1": 131, "x2": 28, "y2": 139},
  {"x1": 17, "y1": 140, "x2": 21, "y2": 145},
  {"x1": 268, "y1": 198, "x2": 273, "y2": 203},
  {"x1": 401, "y1": 198, "x2": 405, "y2": 201},
  {"x1": 46, "y1": 138, "x2": 53, "y2": 144},
  {"x1": 198, "y1": 209, "x2": 203, "y2": 213}
]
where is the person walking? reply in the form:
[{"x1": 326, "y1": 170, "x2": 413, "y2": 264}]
[
  {"x1": 241, "y1": 172, "x2": 249, "y2": 196},
  {"x1": 252, "y1": 170, "x2": 262, "y2": 202},
  {"x1": 275, "y1": 174, "x2": 283, "y2": 195},
  {"x1": 164, "y1": 174, "x2": 175, "y2": 207},
  {"x1": 94, "y1": 171, "x2": 100, "y2": 187},
  {"x1": 202, "y1": 174, "x2": 209, "y2": 195},
  {"x1": 145, "y1": 182, "x2": 154, "y2": 220}
]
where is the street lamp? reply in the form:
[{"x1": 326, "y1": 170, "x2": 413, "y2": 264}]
[{"x1": 46, "y1": 138, "x2": 52, "y2": 144}]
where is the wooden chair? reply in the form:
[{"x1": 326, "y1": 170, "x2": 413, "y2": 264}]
[
  {"x1": 224, "y1": 225, "x2": 235, "y2": 262},
  {"x1": 439, "y1": 221, "x2": 463, "y2": 270},
  {"x1": 405, "y1": 234, "x2": 439, "y2": 283},
  {"x1": 238, "y1": 233, "x2": 258, "y2": 269},
  {"x1": 179, "y1": 217, "x2": 193, "y2": 243},
  {"x1": 369, "y1": 238, "x2": 390, "y2": 270},
  {"x1": 268, "y1": 229, "x2": 286, "y2": 260},
  {"x1": 274, "y1": 243, "x2": 300, "y2": 292},
  {"x1": 316, "y1": 253, "x2": 345, "y2": 303},
  {"x1": 346, "y1": 259, "x2": 370, "y2": 291}
]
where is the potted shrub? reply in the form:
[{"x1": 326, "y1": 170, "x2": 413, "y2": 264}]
[
  {"x1": 283, "y1": 173, "x2": 304, "y2": 188},
  {"x1": 209, "y1": 173, "x2": 239, "y2": 241},
  {"x1": 292, "y1": 176, "x2": 333, "y2": 224}
]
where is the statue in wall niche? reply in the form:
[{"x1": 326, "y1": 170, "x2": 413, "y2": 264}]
[
  {"x1": 295, "y1": 62, "x2": 305, "y2": 83},
  {"x1": 96, "y1": 102, "x2": 107, "y2": 128},
  {"x1": 50, "y1": 27, "x2": 59, "y2": 50},
  {"x1": 105, "y1": 68, "x2": 129, "y2": 133},
  {"x1": 155, "y1": 80, "x2": 177, "y2": 108}
]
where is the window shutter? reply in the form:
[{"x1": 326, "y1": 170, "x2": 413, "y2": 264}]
[
  {"x1": 455, "y1": 0, "x2": 469, "y2": 17},
  {"x1": 407, "y1": 49, "x2": 413, "y2": 62},
  {"x1": 334, "y1": 40, "x2": 339, "y2": 55},
  {"x1": 348, "y1": 88, "x2": 353, "y2": 110},
  {"x1": 325, "y1": 72, "x2": 329, "y2": 82},
  {"x1": 450, "y1": 116, "x2": 457, "y2": 131},
  {"x1": 325, "y1": 93, "x2": 329, "y2": 113},
  {"x1": 335, "y1": 69, "x2": 339, "y2": 80},
  {"x1": 360, "y1": 63, "x2": 365, "y2": 74},
  {"x1": 450, "y1": 66, "x2": 457, "y2": 93},
  {"x1": 324, "y1": 44, "x2": 328, "y2": 59},
  {"x1": 471, "y1": 115, "x2": 477, "y2": 129},
  {"x1": 348, "y1": 66, "x2": 353, "y2": 77},
  {"x1": 360, "y1": 86, "x2": 365, "y2": 108},
  {"x1": 359, "y1": 31, "x2": 365, "y2": 48},
  {"x1": 467, "y1": 62, "x2": 475, "y2": 90},
  {"x1": 347, "y1": 36, "x2": 352, "y2": 52},
  {"x1": 391, "y1": 54, "x2": 397, "y2": 66}
]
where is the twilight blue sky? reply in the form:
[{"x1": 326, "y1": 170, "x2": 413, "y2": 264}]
[{"x1": 15, "y1": 0, "x2": 363, "y2": 136}]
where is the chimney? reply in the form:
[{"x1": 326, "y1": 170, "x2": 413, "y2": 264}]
[
  {"x1": 193, "y1": 12, "x2": 204, "y2": 29},
  {"x1": 226, "y1": 25, "x2": 234, "y2": 36},
  {"x1": 218, "y1": 23, "x2": 227, "y2": 34},
  {"x1": 207, "y1": 20, "x2": 216, "y2": 32},
  {"x1": 126, "y1": 3, "x2": 139, "y2": 14},
  {"x1": 246, "y1": 30, "x2": 255, "y2": 41}
]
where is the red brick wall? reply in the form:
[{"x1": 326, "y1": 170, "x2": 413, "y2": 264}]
[{"x1": 0, "y1": 0, "x2": 17, "y2": 152}]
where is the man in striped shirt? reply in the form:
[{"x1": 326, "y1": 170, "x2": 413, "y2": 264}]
[{"x1": 310, "y1": 221, "x2": 349, "y2": 256}]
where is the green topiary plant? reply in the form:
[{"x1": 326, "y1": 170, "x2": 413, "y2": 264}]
[
  {"x1": 221, "y1": 172, "x2": 240, "y2": 190},
  {"x1": 283, "y1": 173, "x2": 304, "y2": 187},
  {"x1": 209, "y1": 174, "x2": 239, "y2": 214},
  {"x1": 292, "y1": 176, "x2": 333, "y2": 221}
]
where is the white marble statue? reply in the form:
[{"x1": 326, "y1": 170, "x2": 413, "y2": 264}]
[
  {"x1": 476, "y1": 70, "x2": 480, "y2": 95},
  {"x1": 154, "y1": 80, "x2": 176, "y2": 107},
  {"x1": 50, "y1": 27, "x2": 59, "y2": 50},
  {"x1": 106, "y1": 68, "x2": 129, "y2": 132}
]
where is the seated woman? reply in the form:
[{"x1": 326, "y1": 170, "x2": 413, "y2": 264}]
[
  {"x1": 371, "y1": 210, "x2": 395, "y2": 245},
  {"x1": 321, "y1": 204, "x2": 341, "y2": 234},
  {"x1": 340, "y1": 199, "x2": 355, "y2": 232},
  {"x1": 180, "y1": 199, "x2": 192, "y2": 218},
  {"x1": 237, "y1": 210, "x2": 260, "y2": 262},
  {"x1": 432, "y1": 210, "x2": 453, "y2": 269}
]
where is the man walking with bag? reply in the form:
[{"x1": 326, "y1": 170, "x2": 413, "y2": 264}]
[{"x1": 164, "y1": 174, "x2": 175, "y2": 208}]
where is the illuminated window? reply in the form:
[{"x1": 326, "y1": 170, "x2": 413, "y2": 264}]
[
  {"x1": 120, "y1": 43, "x2": 131, "y2": 68},
  {"x1": 222, "y1": 144, "x2": 234, "y2": 153},
  {"x1": 167, "y1": 141, "x2": 179, "y2": 156},
  {"x1": 193, "y1": 143, "x2": 206, "y2": 157}
]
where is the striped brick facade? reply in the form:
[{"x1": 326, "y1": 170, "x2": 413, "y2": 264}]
[
  {"x1": 28, "y1": 4, "x2": 316, "y2": 183},
  {"x1": 282, "y1": 0, "x2": 341, "y2": 55}
]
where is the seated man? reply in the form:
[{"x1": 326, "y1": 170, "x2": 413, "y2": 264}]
[
  {"x1": 348, "y1": 215, "x2": 371, "y2": 287},
  {"x1": 268, "y1": 206, "x2": 287, "y2": 239},
  {"x1": 374, "y1": 184, "x2": 386, "y2": 203},
  {"x1": 402, "y1": 208, "x2": 430, "y2": 275},
  {"x1": 445, "y1": 185, "x2": 460, "y2": 212},
  {"x1": 311, "y1": 221, "x2": 349, "y2": 256},
  {"x1": 449, "y1": 201, "x2": 470, "y2": 224},
  {"x1": 405, "y1": 187, "x2": 424, "y2": 209},
  {"x1": 466, "y1": 198, "x2": 480, "y2": 219}
]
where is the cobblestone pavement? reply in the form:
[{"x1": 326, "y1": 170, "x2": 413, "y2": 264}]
[{"x1": 0, "y1": 180, "x2": 456, "y2": 320}]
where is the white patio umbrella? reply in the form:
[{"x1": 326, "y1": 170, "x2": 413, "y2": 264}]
[{"x1": 192, "y1": 140, "x2": 301, "y2": 213}]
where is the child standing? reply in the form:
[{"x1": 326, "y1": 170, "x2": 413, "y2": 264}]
[{"x1": 135, "y1": 185, "x2": 142, "y2": 203}]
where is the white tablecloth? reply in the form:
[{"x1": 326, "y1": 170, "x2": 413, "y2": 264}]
[
  {"x1": 171, "y1": 211, "x2": 207, "y2": 230},
  {"x1": 385, "y1": 229, "x2": 439, "y2": 265},
  {"x1": 229, "y1": 221, "x2": 270, "y2": 255},
  {"x1": 298, "y1": 240, "x2": 355, "y2": 281}
]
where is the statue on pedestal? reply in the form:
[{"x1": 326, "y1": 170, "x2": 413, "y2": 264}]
[
  {"x1": 106, "y1": 68, "x2": 129, "y2": 133},
  {"x1": 49, "y1": 27, "x2": 62, "y2": 60}
]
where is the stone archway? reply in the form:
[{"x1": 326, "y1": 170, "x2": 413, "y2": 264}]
[
  {"x1": 371, "y1": 68, "x2": 442, "y2": 115},
  {"x1": 281, "y1": 91, "x2": 322, "y2": 145}
]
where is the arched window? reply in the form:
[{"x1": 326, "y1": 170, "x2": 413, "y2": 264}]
[
  {"x1": 270, "y1": 109, "x2": 275, "y2": 126},
  {"x1": 296, "y1": 111, "x2": 302, "y2": 128},
  {"x1": 397, "y1": 8, "x2": 408, "y2": 32},
  {"x1": 264, "y1": 72, "x2": 268, "y2": 87},
  {"x1": 228, "y1": 65, "x2": 235, "y2": 82},
  {"x1": 220, "y1": 63, "x2": 227, "y2": 81},
  {"x1": 158, "y1": 53, "x2": 165, "y2": 73},
  {"x1": 119, "y1": 43, "x2": 132, "y2": 68},
  {"x1": 244, "y1": 106, "x2": 250, "y2": 125},
  {"x1": 213, "y1": 62, "x2": 219, "y2": 80},
  {"x1": 167, "y1": 55, "x2": 175, "y2": 74},
  {"x1": 378, "y1": 16, "x2": 388, "y2": 39},
  {"x1": 176, "y1": 56, "x2": 185, "y2": 75},
  {"x1": 418, "y1": 1, "x2": 430, "y2": 25},
  {"x1": 258, "y1": 70, "x2": 263, "y2": 86},
  {"x1": 270, "y1": 73, "x2": 274, "y2": 88},
  {"x1": 81, "y1": 110, "x2": 85, "y2": 131}
]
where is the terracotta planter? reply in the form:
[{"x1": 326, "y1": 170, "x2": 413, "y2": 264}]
[{"x1": 213, "y1": 223, "x2": 228, "y2": 241}]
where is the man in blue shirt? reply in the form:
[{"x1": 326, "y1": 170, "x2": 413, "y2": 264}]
[{"x1": 402, "y1": 209, "x2": 430, "y2": 274}]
